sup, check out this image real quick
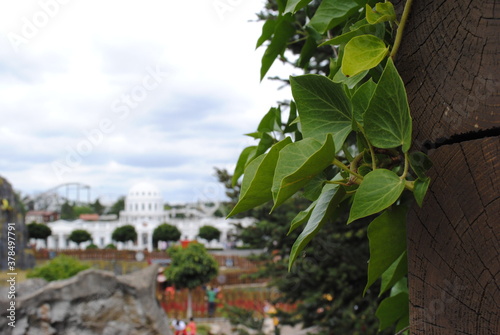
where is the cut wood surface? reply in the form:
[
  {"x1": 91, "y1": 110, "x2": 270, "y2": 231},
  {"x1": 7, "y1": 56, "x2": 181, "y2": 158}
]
[
  {"x1": 396, "y1": 0, "x2": 499, "y2": 145},
  {"x1": 407, "y1": 137, "x2": 499, "y2": 334}
]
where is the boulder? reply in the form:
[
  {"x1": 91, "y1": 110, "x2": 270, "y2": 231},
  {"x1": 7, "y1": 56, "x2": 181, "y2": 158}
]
[{"x1": 0, "y1": 265, "x2": 171, "y2": 335}]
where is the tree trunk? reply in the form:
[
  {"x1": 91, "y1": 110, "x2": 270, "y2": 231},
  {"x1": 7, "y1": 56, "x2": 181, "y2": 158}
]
[
  {"x1": 395, "y1": 0, "x2": 499, "y2": 333},
  {"x1": 187, "y1": 289, "x2": 193, "y2": 319}
]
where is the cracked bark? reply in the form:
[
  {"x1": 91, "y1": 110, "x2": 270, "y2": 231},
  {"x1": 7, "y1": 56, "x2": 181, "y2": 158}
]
[{"x1": 394, "y1": 0, "x2": 499, "y2": 333}]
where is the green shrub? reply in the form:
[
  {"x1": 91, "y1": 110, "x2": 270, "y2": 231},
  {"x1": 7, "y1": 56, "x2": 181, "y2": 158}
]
[
  {"x1": 27, "y1": 255, "x2": 90, "y2": 281},
  {"x1": 86, "y1": 243, "x2": 99, "y2": 250},
  {"x1": 105, "y1": 243, "x2": 117, "y2": 249}
]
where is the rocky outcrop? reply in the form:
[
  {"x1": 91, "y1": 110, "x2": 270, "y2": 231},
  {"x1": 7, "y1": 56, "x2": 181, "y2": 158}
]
[{"x1": 0, "y1": 265, "x2": 171, "y2": 335}]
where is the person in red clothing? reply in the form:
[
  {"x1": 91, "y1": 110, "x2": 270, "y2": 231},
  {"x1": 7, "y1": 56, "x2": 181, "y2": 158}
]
[{"x1": 186, "y1": 317, "x2": 197, "y2": 335}]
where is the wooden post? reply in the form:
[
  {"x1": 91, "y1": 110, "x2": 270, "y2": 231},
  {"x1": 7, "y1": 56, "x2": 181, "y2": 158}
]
[{"x1": 396, "y1": 0, "x2": 499, "y2": 333}]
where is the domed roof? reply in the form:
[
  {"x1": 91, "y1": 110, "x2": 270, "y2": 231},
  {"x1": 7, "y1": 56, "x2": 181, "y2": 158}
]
[{"x1": 127, "y1": 182, "x2": 162, "y2": 199}]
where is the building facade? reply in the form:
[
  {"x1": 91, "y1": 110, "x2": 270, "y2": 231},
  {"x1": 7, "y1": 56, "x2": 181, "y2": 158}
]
[{"x1": 39, "y1": 182, "x2": 253, "y2": 251}]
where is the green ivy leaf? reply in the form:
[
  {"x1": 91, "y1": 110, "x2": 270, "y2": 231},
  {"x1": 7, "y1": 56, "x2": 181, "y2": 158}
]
[
  {"x1": 413, "y1": 177, "x2": 430, "y2": 207},
  {"x1": 228, "y1": 138, "x2": 292, "y2": 217},
  {"x1": 256, "y1": 132, "x2": 275, "y2": 157},
  {"x1": 272, "y1": 134, "x2": 335, "y2": 210},
  {"x1": 308, "y1": 0, "x2": 361, "y2": 34},
  {"x1": 288, "y1": 200, "x2": 317, "y2": 235},
  {"x1": 256, "y1": 19, "x2": 277, "y2": 49},
  {"x1": 289, "y1": 178, "x2": 346, "y2": 270},
  {"x1": 258, "y1": 107, "x2": 282, "y2": 133},
  {"x1": 352, "y1": 79, "x2": 376, "y2": 129},
  {"x1": 348, "y1": 169, "x2": 405, "y2": 223},
  {"x1": 409, "y1": 151, "x2": 433, "y2": 179},
  {"x1": 366, "y1": 2, "x2": 396, "y2": 24},
  {"x1": 298, "y1": 30, "x2": 319, "y2": 68},
  {"x1": 284, "y1": 0, "x2": 314, "y2": 14},
  {"x1": 290, "y1": 74, "x2": 352, "y2": 149},
  {"x1": 364, "y1": 205, "x2": 407, "y2": 294},
  {"x1": 376, "y1": 292, "x2": 409, "y2": 331},
  {"x1": 380, "y1": 251, "x2": 408, "y2": 295},
  {"x1": 232, "y1": 146, "x2": 257, "y2": 186},
  {"x1": 319, "y1": 23, "x2": 385, "y2": 47},
  {"x1": 332, "y1": 68, "x2": 369, "y2": 89},
  {"x1": 364, "y1": 58, "x2": 412, "y2": 152},
  {"x1": 342, "y1": 35, "x2": 389, "y2": 77},
  {"x1": 261, "y1": 14, "x2": 296, "y2": 81}
]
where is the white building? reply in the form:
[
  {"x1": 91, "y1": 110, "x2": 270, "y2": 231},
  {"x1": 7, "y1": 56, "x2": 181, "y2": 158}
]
[{"x1": 40, "y1": 182, "x2": 253, "y2": 251}]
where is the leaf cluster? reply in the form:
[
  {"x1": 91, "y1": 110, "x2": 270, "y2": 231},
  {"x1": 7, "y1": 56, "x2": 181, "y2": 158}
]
[
  {"x1": 68, "y1": 229, "x2": 92, "y2": 245},
  {"x1": 153, "y1": 223, "x2": 181, "y2": 248},
  {"x1": 27, "y1": 222, "x2": 52, "y2": 240},
  {"x1": 230, "y1": 1, "x2": 429, "y2": 332}
]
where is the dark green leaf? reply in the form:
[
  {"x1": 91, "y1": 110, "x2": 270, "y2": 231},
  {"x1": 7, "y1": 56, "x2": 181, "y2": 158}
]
[
  {"x1": 298, "y1": 34, "x2": 318, "y2": 68},
  {"x1": 413, "y1": 177, "x2": 430, "y2": 207},
  {"x1": 284, "y1": 0, "x2": 314, "y2": 14},
  {"x1": 342, "y1": 35, "x2": 388, "y2": 77},
  {"x1": 228, "y1": 138, "x2": 292, "y2": 217},
  {"x1": 284, "y1": 101, "x2": 298, "y2": 133},
  {"x1": 332, "y1": 68, "x2": 369, "y2": 89},
  {"x1": 348, "y1": 169, "x2": 405, "y2": 223},
  {"x1": 376, "y1": 292, "x2": 409, "y2": 331},
  {"x1": 309, "y1": 0, "x2": 362, "y2": 34},
  {"x1": 261, "y1": 14, "x2": 296, "y2": 81},
  {"x1": 352, "y1": 79, "x2": 376, "y2": 128},
  {"x1": 366, "y1": 2, "x2": 396, "y2": 24},
  {"x1": 232, "y1": 146, "x2": 257, "y2": 186},
  {"x1": 290, "y1": 74, "x2": 352, "y2": 149},
  {"x1": 256, "y1": 19, "x2": 277, "y2": 49},
  {"x1": 244, "y1": 132, "x2": 262, "y2": 139},
  {"x1": 380, "y1": 251, "x2": 407, "y2": 295},
  {"x1": 289, "y1": 178, "x2": 346, "y2": 270},
  {"x1": 364, "y1": 58, "x2": 412, "y2": 152},
  {"x1": 256, "y1": 132, "x2": 275, "y2": 156},
  {"x1": 320, "y1": 23, "x2": 385, "y2": 47},
  {"x1": 288, "y1": 201, "x2": 317, "y2": 235},
  {"x1": 258, "y1": 107, "x2": 282, "y2": 133},
  {"x1": 364, "y1": 205, "x2": 407, "y2": 294},
  {"x1": 303, "y1": 173, "x2": 328, "y2": 201},
  {"x1": 409, "y1": 151, "x2": 433, "y2": 179},
  {"x1": 272, "y1": 134, "x2": 336, "y2": 210}
]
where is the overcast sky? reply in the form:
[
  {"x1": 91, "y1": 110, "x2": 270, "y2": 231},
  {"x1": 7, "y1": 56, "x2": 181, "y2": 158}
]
[{"x1": 0, "y1": 0, "x2": 296, "y2": 205}]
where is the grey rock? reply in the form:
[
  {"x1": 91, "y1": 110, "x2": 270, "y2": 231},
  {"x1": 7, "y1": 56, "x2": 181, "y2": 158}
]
[{"x1": 0, "y1": 265, "x2": 172, "y2": 335}]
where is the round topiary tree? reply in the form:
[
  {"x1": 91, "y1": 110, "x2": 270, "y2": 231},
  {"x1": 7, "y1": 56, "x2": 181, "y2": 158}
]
[
  {"x1": 152, "y1": 223, "x2": 181, "y2": 249},
  {"x1": 111, "y1": 224, "x2": 137, "y2": 248},
  {"x1": 27, "y1": 222, "x2": 52, "y2": 247},
  {"x1": 198, "y1": 225, "x2": 221, "y2": 243},
  {"x1": 165, "y1": 243, "x2": 219, "y2": 318},
  {"x1": 68, "y1": 229, "x2": 92, "y2": 248}
]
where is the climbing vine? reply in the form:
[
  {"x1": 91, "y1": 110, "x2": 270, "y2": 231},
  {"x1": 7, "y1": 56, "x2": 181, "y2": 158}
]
[{"x1": 228, "y1": 0, "x2": 430, "y2": 332}]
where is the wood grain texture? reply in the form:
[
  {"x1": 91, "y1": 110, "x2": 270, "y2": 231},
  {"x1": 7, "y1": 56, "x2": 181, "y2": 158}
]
[
  {"x1": 407, "y1": 137, "x2": 499, "y2": 334},
  {"x1": 395, "y1": 0, "x2": 500, "y2": 146}
]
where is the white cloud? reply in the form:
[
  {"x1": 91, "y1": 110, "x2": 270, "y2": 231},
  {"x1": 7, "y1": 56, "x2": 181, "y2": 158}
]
[{"x1": 0, "y1": 0, "x2": 293, "y2": 205}]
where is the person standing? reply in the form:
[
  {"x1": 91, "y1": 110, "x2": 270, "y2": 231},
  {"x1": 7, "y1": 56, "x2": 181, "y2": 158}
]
[
  {"x1": 206, "y1": 286, "x2": 219, "y2": 318},
  {"x1": 186, "y1": 317, "x2": 197, "y2": 335},
  {"x1": 171, "y1": 318, "x2": 187, "y2": 335}
]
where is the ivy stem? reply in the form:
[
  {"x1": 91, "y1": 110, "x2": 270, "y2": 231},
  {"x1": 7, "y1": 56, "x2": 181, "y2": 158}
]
[
  {"x1": 332, "y1": 159, "x2": 364, "y2": 181},
  {"x1": 390, "y1": 0, "x2": 414, "y2": 60},
  {"x1": 342, "y1": 143, "x2": 354, "y2": 162},
  {"x1": 401, "y1": 152, "x2": 410, "y2": 180},
  {"x1": 358, "y1": 124, "x2": 377, "y2": 170}
]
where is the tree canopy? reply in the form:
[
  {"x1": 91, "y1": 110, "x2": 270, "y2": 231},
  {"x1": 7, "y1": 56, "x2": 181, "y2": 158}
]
[
  {"x1": 152, "y1": 223, "x2": 181, "y2": 248},
  {"x1": 111, "y1": 225, "x2": 137, "y2": 244},
  {"x1": 27, "y1": 222, "x2": 52, "y2": 241},
  {"x1": 68, "y1": 229, "x2": 92, "y2": 246},
  {"x1": 165, "y1": 243, "x2": 219, "y2": 290},
  {"x1": 198, "y1": 225, "x2": 221, "y2": 243}
]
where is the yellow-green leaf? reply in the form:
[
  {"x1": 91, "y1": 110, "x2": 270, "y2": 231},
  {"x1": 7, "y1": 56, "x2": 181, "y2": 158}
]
[{"x1": 342, "y1": 35, "x2": 388, "y2": 77}]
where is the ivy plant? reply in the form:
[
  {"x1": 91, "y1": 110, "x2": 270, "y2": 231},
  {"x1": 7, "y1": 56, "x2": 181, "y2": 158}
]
[{"x1": 228, "y1": 0, "x2": 428, "y2": 333}]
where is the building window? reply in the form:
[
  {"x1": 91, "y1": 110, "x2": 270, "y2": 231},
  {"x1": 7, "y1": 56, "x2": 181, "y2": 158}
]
[
  {"x1": 141, "y1": 203, "x2": 145, "y2": 210},
  {"x1": 154, "y1": 203, "x2": 157, "y2": 210},
  {"x1": 135, "y1": 204, "x2": 138, "y2": 211},
  {"x1": 148, "y1": 203, "x2": 151, "y2": 211},
  {"x1": 100, "y1": 237, "x2": 105, "y2": 247},
  {"x1": 142, "y1": 233, "x2": 148, "y2": 245}
]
